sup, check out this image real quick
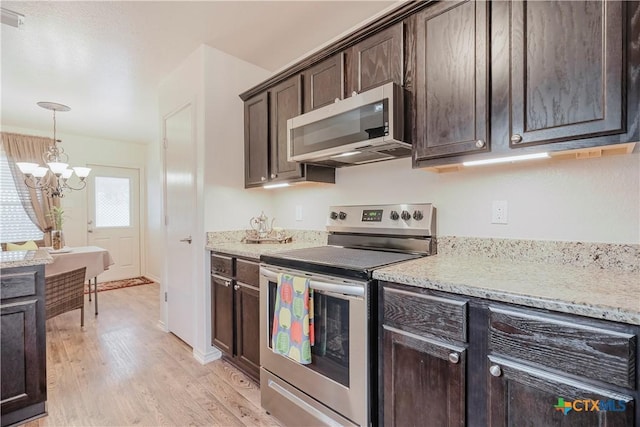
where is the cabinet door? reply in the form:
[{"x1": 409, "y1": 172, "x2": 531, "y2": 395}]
[
  {"x1": 269, "y1": 75, "x2": 303, "y2": 182},
  {"x1": 211, "y1": 274, "x2": 234, "y2": 356},
  {"x1": 488, "y1": 356, "x2": 635, "y2": 427},
  {"x1": 509, "y1": 0, "x2": 624, "y2": 147},
  {"x1": 1, "y1": 300, "x2": 43, "y2": 414},
  {"x1": 414, "y1": 0, "x2": 489, "y2": 161},
  {"x1": 348, "y1": 22, "x2": 403, "y2": 95},
  {"x1": 303, "y1": 53, "x2": 344, "y2": 113},
  {"x1": 383, "y1": 326, "x2": 465, "y2": 427},
  {"x1": 234, "y1": 282, "x2": 260, "y2": 382},
  {"x1": 244, "y1": 92, "x2": 269, "y2": 187}
]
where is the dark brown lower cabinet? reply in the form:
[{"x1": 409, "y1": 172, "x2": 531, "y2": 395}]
[
  {"x1": 210, "y1": 253, "x2": 260, "y2": 383},
  {"x1": 211, "y1": 273, "x2": 234, "y2": 355},
  {"x1": 383, "y1": 326, "x2": 465, "y2": 427},
  {"x1": 234, "y1": 282, "x2": 260, "y2": 379},
  {"x1": 488, "y1": 356, "x2": 635, "y2": 427},
  {"x1": 1, "y1": 264, "x2": 47, "y2": 427},
  {"x1": 380, "y1": 281, "x2": 639, "y2": 427}
]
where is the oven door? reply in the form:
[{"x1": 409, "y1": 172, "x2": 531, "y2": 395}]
[{"x1": 260, "y1": 265, "x2": 368, "y2": 427}]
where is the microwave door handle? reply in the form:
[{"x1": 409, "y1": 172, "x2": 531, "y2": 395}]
[{"x1": 260, "y1": 266, "x2": 364, "y2": 298}]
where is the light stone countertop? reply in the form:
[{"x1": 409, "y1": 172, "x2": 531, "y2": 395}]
[
  {"x1": 0, "y1": 249, "x2": 53, "y2": 269},
  {"x1": 373, "y1": 255, "x2": 640, "y2": 325},
  {"x1": 206, "y1": 241, "x2": 325, "y2": 260}
]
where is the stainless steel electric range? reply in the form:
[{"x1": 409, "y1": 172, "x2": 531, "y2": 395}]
[{"x1": 259, "y1": 203, "x2": 436, "y2": 427}]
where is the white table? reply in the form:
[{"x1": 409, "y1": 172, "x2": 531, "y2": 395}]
[{"x1": 45, "y1": 246, "x2": 114, "y2": 315}]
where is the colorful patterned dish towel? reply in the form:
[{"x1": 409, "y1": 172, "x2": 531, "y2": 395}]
[{"x1": 271, "y1": 273, "x2": 314, "y2": 364}]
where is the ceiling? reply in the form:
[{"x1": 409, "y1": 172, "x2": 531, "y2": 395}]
[{"x1": 1, "y1": 1, "x2": 398, "y2": 145}]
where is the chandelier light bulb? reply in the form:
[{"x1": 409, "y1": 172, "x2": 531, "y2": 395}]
[
  {"x1": 47, "y1": 161, "x2": 69, "y2": 175},
  {"x1": 73, "y1": 166, "x2": 91, "y2": 178},
  {"x1": 33, "y1": 167, "x2": 49, "y2": 178},
  {"x1": 16, "y1": 162, "x2": 39, "y2": 175}
]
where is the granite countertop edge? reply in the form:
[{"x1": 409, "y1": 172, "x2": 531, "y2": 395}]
[
  {"x1": 206, "y1": 241, "x2": 324, "y2": 260},
  {"x1": 373, "y1": 256, "x2": 640, "y2": 326},
  {"x1": 0, "y1": 249, "x2": 54, "y2": 269}
]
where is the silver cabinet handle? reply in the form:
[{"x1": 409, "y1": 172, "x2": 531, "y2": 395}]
[
  {"x1": 234, "y1": 284, "x2": 240, "y2": 290},
  {"x1": 261, "y1": 176, "x2": 266, "y2": 181},
  {"x1": 351, "y1": 91, "x2": 358, "y2": 97},
  {"x1": 510, "y1": 134, "x2": 523, "y2": 144},
  {"x1": 334, "y1": 98, "x2": 340, "y2": 103},
  {"x1": 490, "y1": 365, "x2": 502, "y2": 377},
  {"x1": 475, "y1": 139, "x2": 485, "y2": 148},
  {"x1": 448, "y1": 352, "x2": 460, "y2": 364},
  {"x1": 179, "y1": 236, "x2": 192, "y2": 244},
  {"x1": 271, "y1": 173, "x2": 276, "y2": 179}
]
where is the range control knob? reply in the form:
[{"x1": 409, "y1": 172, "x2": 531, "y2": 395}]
[
  {"x1": 390, "y1": 210, "x2": 400, "y2": 220},
  {"x1": 338, "y1": 211, "x2": 347, "y2": 220},
  {"x1": 330, "y1": 211, "x2": 338, "y2": 220},
  {"x1": 413, "y1": 210, "x2": 424, "y2": 221},
  {"x1": 401, "y1": 210, "x2": 411, "y2": 221}
]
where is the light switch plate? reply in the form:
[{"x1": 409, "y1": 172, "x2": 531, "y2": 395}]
[{"x1": 295, "y1": 205, "x2": 303, "y2": 221}]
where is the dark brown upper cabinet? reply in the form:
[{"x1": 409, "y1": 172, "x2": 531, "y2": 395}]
[
  {"x1": 269, "y1": 75, "x2": 303, "y2": 182},
  {"x1": 347, "y1": 22, "x2": 403, "y2": 95},
  {"x1": 243, "y1": 79, "x2": 335, "y2": 188},
  {"x1": 303, "y1": 53, "x2": 345, "y2": 113},
  {"x1": 243, "y1": 92, "x2": 269, "y2": 187},
  {"x1": 413, "y1": 0, "x2": 490, "y2": 163},
  {"x1": 509, "y1": 0, "x2": 625, "y2": 148}
]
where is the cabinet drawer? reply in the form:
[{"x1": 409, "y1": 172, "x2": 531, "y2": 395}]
[
  {"x1": 489, "y1": 307, "x2": 637, "y2": 389},
  {"x1": 211, "y1": 254, "x2": 233, "y2": 277},
  {"x1": 236, "y1": 259, "x2": 259, "y2": 286},
  {"x1": 383, "y1": 286, "x2": 468, "y2": 342},
  {"x1": 1, "y1": 271, "x2": 37, "y2": 299}
]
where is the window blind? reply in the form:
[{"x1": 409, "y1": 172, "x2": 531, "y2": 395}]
[{"x1": 0, "y1": 152, "x2": 44, "y2": 243}]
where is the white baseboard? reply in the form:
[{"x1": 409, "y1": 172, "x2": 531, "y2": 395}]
[
  {"x1": 156, "y1": 319, "x2": 168, "y2": 332},
  {"x1": 143, "y1": 273, "x2": 161, "y2": 283},
  {"x1": 193, "y1": 347, "x2": 222, "y2": 365}
]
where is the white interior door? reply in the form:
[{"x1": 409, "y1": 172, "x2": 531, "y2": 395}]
[
  {"x1": 87, "y1": 165, "x2": 141, "y2": 281},
  {"x1": 164, "y1": 104, "x2": 196, "y2": 347}
]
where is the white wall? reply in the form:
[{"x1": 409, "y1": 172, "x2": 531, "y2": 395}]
[
  {"x1": 269, "y1": 152, "x2": 640, "y2": 245},
  {"x1": 1, "y1": 124, "x2": 150, "y2": 249},
  {"x1": 203, "y1": 48, "x2": 272, "y2": 231},
  {"x1": 155, "y1": 44, "x2": 270, "y2": 363}
]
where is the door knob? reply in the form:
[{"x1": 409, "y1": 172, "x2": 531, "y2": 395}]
[
  {"x1": 179, "y1": 236, "x2": 192, "y2": 244},
  {"x1": 448, "y1": 352, "x2": 460, "y2": 364}
]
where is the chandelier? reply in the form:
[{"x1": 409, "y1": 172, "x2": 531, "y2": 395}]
[{"x1": 16, "y1": 102, "x2": 91, "y2": 198}]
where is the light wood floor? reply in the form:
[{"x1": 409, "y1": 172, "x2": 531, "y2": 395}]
[{"x1": 25, "y1": 282, "x2": 281, "y2": 427}]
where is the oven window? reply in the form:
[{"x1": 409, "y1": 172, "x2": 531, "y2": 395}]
[{"x1": 268, "y1": 282, "x2": 350, "y2": 387}]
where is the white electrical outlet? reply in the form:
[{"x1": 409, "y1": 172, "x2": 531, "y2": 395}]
[
  {"x1": 295, "y1": 205, "x2": 303, "y2": 221},
  {"x1": 491, "y1": 200, "x2": 508, "y2": 224}
]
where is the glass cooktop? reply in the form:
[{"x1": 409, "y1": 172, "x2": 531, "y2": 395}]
[{"x1": 261, "y1": 245, "x2": 422, "y2": 280}]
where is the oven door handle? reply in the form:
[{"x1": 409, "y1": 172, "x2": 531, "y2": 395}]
[{"x1": 260, "y1": 266, "x2": 364, "y2": 298}]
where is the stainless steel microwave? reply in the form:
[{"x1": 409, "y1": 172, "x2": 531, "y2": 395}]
[{"x1": 287, "y1": 82, "x2": 410, "y2": 167}]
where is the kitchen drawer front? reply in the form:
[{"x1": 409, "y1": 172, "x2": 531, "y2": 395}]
[
  {"x1": 236, "y1": 259, "x2": 259, "y2": 287},
  {"x1": 211, "y1": 254, "x2": 233, "y2": 278},
  {"x1": 1, "y1": 271, "x2": 37, "y2": 300},
  {"x1": 383, "y1": 286, "x2": 468, "y2": 342},
  {"x1": 489, "y1": 306, "x2": 637, "y2": 389}
]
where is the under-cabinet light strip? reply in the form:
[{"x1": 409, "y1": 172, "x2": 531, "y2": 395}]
[
  {"x1": 263, "y1": 183, "x2": 290, "y2": 189},
  {"x1": 463, "y1": 152, "x2": 550, "y2": 167}
]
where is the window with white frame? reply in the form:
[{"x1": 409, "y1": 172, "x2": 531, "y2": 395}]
[{"x1": 0, "y1": 151, "x2": 44, "y2": 243}]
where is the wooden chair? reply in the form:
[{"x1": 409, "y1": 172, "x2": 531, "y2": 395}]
[{"x1": 45, "y1": 267, "x2": 86, "y2": 327}]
